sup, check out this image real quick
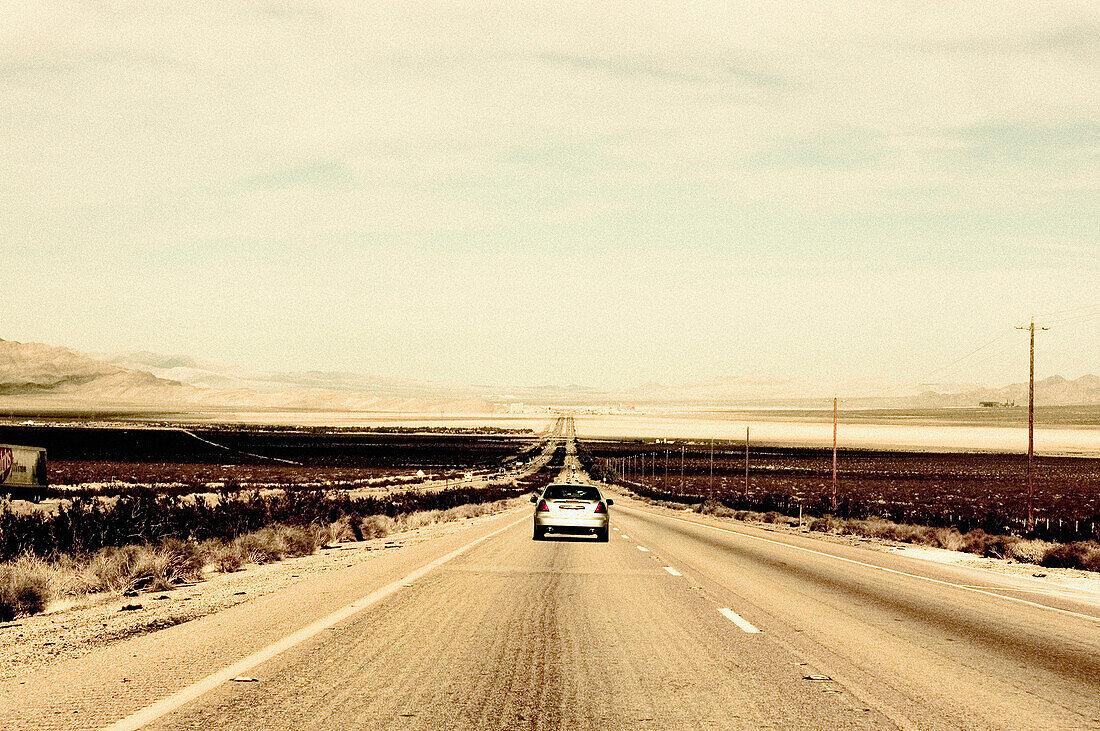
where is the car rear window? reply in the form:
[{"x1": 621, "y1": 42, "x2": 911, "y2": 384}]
[{"x1": 544, "y1": 485, "x2": 601, "y2": 501}]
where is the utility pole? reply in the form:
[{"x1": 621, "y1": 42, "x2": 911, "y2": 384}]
[
  {"x1": 745, "y1": 426, "x2": 750, "y2": 495},
  {"x1": 709, "y1": 440, "x2": 714, "y2": 500},
  {"x1": 832, "y1": 397, "x2": 839, "y2": 512},
  {"x1": 1016, "y1": 319, "x2": 1048, "y2": 533}
]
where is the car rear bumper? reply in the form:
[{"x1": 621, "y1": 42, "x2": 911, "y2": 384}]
[{"x1": 534, "y1": 515, "x2": 609, "y2": 530}]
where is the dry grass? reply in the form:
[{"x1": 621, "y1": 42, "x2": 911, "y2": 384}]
[
  {"x1": 0, "y1": 555, "x2": 50, "y2": 621},
  {"x1": 0, "y1": 496, "x2": 520, "y2": 619},
  {"x1": 1040, "y1": 541, "x2": 1100, "y2": 572},
  {"x1": 1007, "y1": 538, "x2": 1056, "y2": 564},
  {"x1": 652, "y1": 492, "x2": 1100, "y2": 574},
  {"x1": 693, "y1": 499, "x2": 801, "y2": 527}
]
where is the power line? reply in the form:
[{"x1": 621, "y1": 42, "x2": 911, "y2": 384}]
[
  {"x1": 1046, "y1": 310, "x2": 1100, "y2": 329},
  {"x1": 874, "y1": 328, "x2": 1016, "y2": 399},
  {"x1": 1033, "y1": 302, "x2": 1100, "y2": 318},
  {"x1": 924, "y1": 339, "x2": 1020, "y2": 381},
  {"x1": 919, "y1": 329, "x2": 1015, "y2": 382}
]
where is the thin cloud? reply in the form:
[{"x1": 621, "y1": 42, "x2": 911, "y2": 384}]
[
  {"x1": 917, "y1": 23, "x2": 1100, "y2": 56},
  {"x1": 241, "y1": 160, "x2": 357, "y2": 191},
  {"x1": 538, "y1": 52, "x2": 789, "y2": 89}
]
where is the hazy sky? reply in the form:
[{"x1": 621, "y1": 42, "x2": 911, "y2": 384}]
[{"x1": 2, "y1": 1, "x2": 1098, "y2": 388}]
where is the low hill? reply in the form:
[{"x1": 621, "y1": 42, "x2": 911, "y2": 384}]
[{"x1": 0, "y1": 339, "x2": 491, "y2": 413}]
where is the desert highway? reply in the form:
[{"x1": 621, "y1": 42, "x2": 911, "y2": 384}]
[{"x1": 4, "y1": 434, "x2": 1100, "y2": 729}]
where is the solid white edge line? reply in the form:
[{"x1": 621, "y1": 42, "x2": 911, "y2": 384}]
[
  {"x1": 623, "y1": 505, "x2": 1100, "y2": 626},
  {"x1": 719, "y1": 607, "x2": 761, "y2": 633},
  {"x1": 636, "y1": 545, "x2": 649, "y2": 552},
  {"x1": 99, "y1": 512, "x2": 530, "y2": 731},
  {"x1": 663, "y1": 566, "x2": 682, "y2": 576}
]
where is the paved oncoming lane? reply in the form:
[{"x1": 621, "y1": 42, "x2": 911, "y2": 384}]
[{"x1": 612, "y1": 500, "x2": 1100, "y2": 731}]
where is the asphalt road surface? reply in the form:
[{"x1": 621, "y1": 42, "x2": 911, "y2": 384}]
[{"x1": 4, "y1": 492, "x2": 1099, "y2": 729}]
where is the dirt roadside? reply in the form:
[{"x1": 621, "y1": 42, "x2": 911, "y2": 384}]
[
  {"x1": 0, "y1": 498, "x2": 527, "y2": 681},
  {"x1": 619, "y1": 493, "x2": 1100, "y2": 599}
]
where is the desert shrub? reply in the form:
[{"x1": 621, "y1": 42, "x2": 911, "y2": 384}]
[
  {"x1": 808, "y1": 518, "x2": 830, "y2": 532},
  {"x1": 324, "y1": 516, "x2": 359, "y2": 544},
  {"x1": 892, "y1": 524, "x2": 932, "y2": 543},
  {"x1": 958, "y1": 529, "x2": 995, "y2": 556},
  {"x1": 922, "y1": 526, "x2": 964, "y2": 551},
  {"x1": 44, "y1": 553, "x2": 99, "y2": 598},
  {"x1": 89, "y1": 545, "x2": 157, "y2": 592},
  {"x1": 216, "y1": 551, "x2": 244, "y2": 573},
  {"x1": 1007, "y1": 538, "x2": 1054, "y2": 564},
  {"x1": 234, "y1": 525, "x2": 309, "y2": 564},
  {"x1": 977, "y1": 532, "x2": 1019, "y2": 559},
  {"x1": 0, "y1": 488, "x2": 524, "y2": 613},
  {"x1": 84, "y1": 541, "x2": 202, "y2": 593},
  {"x1": 280, "y1": 525, "x2": 317, "y2": 557},
  {"x1": 358, "y1": 515, "x2": 395, "y2": 540},
  {"x1": 0, "y1": 555, "x2": 50, "y2": 620},
  {"x1": 160, "y1": 537, "x2": 205, "y2": 580},
  {"x1": 400, "y1": 510, "x2": 441, "y2": 532},
  {"x1": 693, "y1": 500, "x2": 715, "y2": 515},
  {"x1": 1040, "y1": 541, "x2": 1100, "y2": 572},
  {"x1": 233, "y1": 532, "x2": 279, "y2": 564},
  {"x1": 199, "y1": 538, "x2": 245, "y2": 573},
  {"x1": 0, "y1": 483, "x2": 528, "y2": 562},
  {"x1": 857, "y1": 518, "x2": 892, "y2": 539}
]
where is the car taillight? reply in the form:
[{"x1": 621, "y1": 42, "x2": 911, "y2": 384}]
[
  {"x1": 594, "y1": 502, "x2": 606, "y2": 513},
  {"x1": 537, "y1": 500, "x2": 550, "y2": 512}
]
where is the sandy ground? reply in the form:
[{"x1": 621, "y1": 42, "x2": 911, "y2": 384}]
[{"x1": 0, "y1": 499, "x2": 525, "y2": 682}]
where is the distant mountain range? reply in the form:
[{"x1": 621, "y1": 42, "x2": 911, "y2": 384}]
[
  {"x1": 1, "y1": 338, "x2": 1098, "y2": 412},
  {"x1": 911, "y1": 374, "x2": 1100, "y2": 408},
  {"x1": 0, "y1": 339, "x2": 492, "y2": 413},
  {"x1": 607, "y1": 372, "x2": 1100, "y2": 408}
]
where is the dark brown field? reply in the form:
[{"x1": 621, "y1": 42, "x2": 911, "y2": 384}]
[
  {"x1": 5, "y1": 422, "x2": 1098, "y2": 541},
  {"x1": 0, "y1": 423, "x2": 538, "y2": 495},
  {"x1": 591, "y1": 441, "x2": 1100, "y2": 541},
  {"x1": 48, "y1": 460, "x2": 408, "y2": 486}
]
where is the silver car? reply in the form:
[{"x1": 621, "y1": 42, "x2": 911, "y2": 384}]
[{"x1": 531, "y1": 483, "x2": 613, "y2": 542}]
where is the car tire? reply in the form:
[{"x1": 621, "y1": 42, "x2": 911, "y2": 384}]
[
  {"x1": 596, "y1": 527, "x2": 609, "y2": 542},
  {"x1": 533, "y1": 526, "x2": 544, "y2": 541}
]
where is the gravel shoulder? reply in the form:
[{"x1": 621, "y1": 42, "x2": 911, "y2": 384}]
[
  {"x1": 0, "y1": 498, "x2": 526, "y2": 681},
  {"x1": 620, "y1": 494, "x2": 1100, "y2": 600}
]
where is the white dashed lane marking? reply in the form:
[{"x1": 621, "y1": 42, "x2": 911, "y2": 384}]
[
  {"x1": 719, "y1": 607, "x2": 761, "y2": 633},
  {"x1": 663, "y1": 566, "x2": 682, "y2": 576},
  {"x1": 99, "y1": 513, "x2": 530, "y2": 731},
  {"x1": 636, "y1": 507, "x2": 1100, "y2": 626},
  {"x1": 637, "y1": 546, "x2": 650, "y2": 552}
]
